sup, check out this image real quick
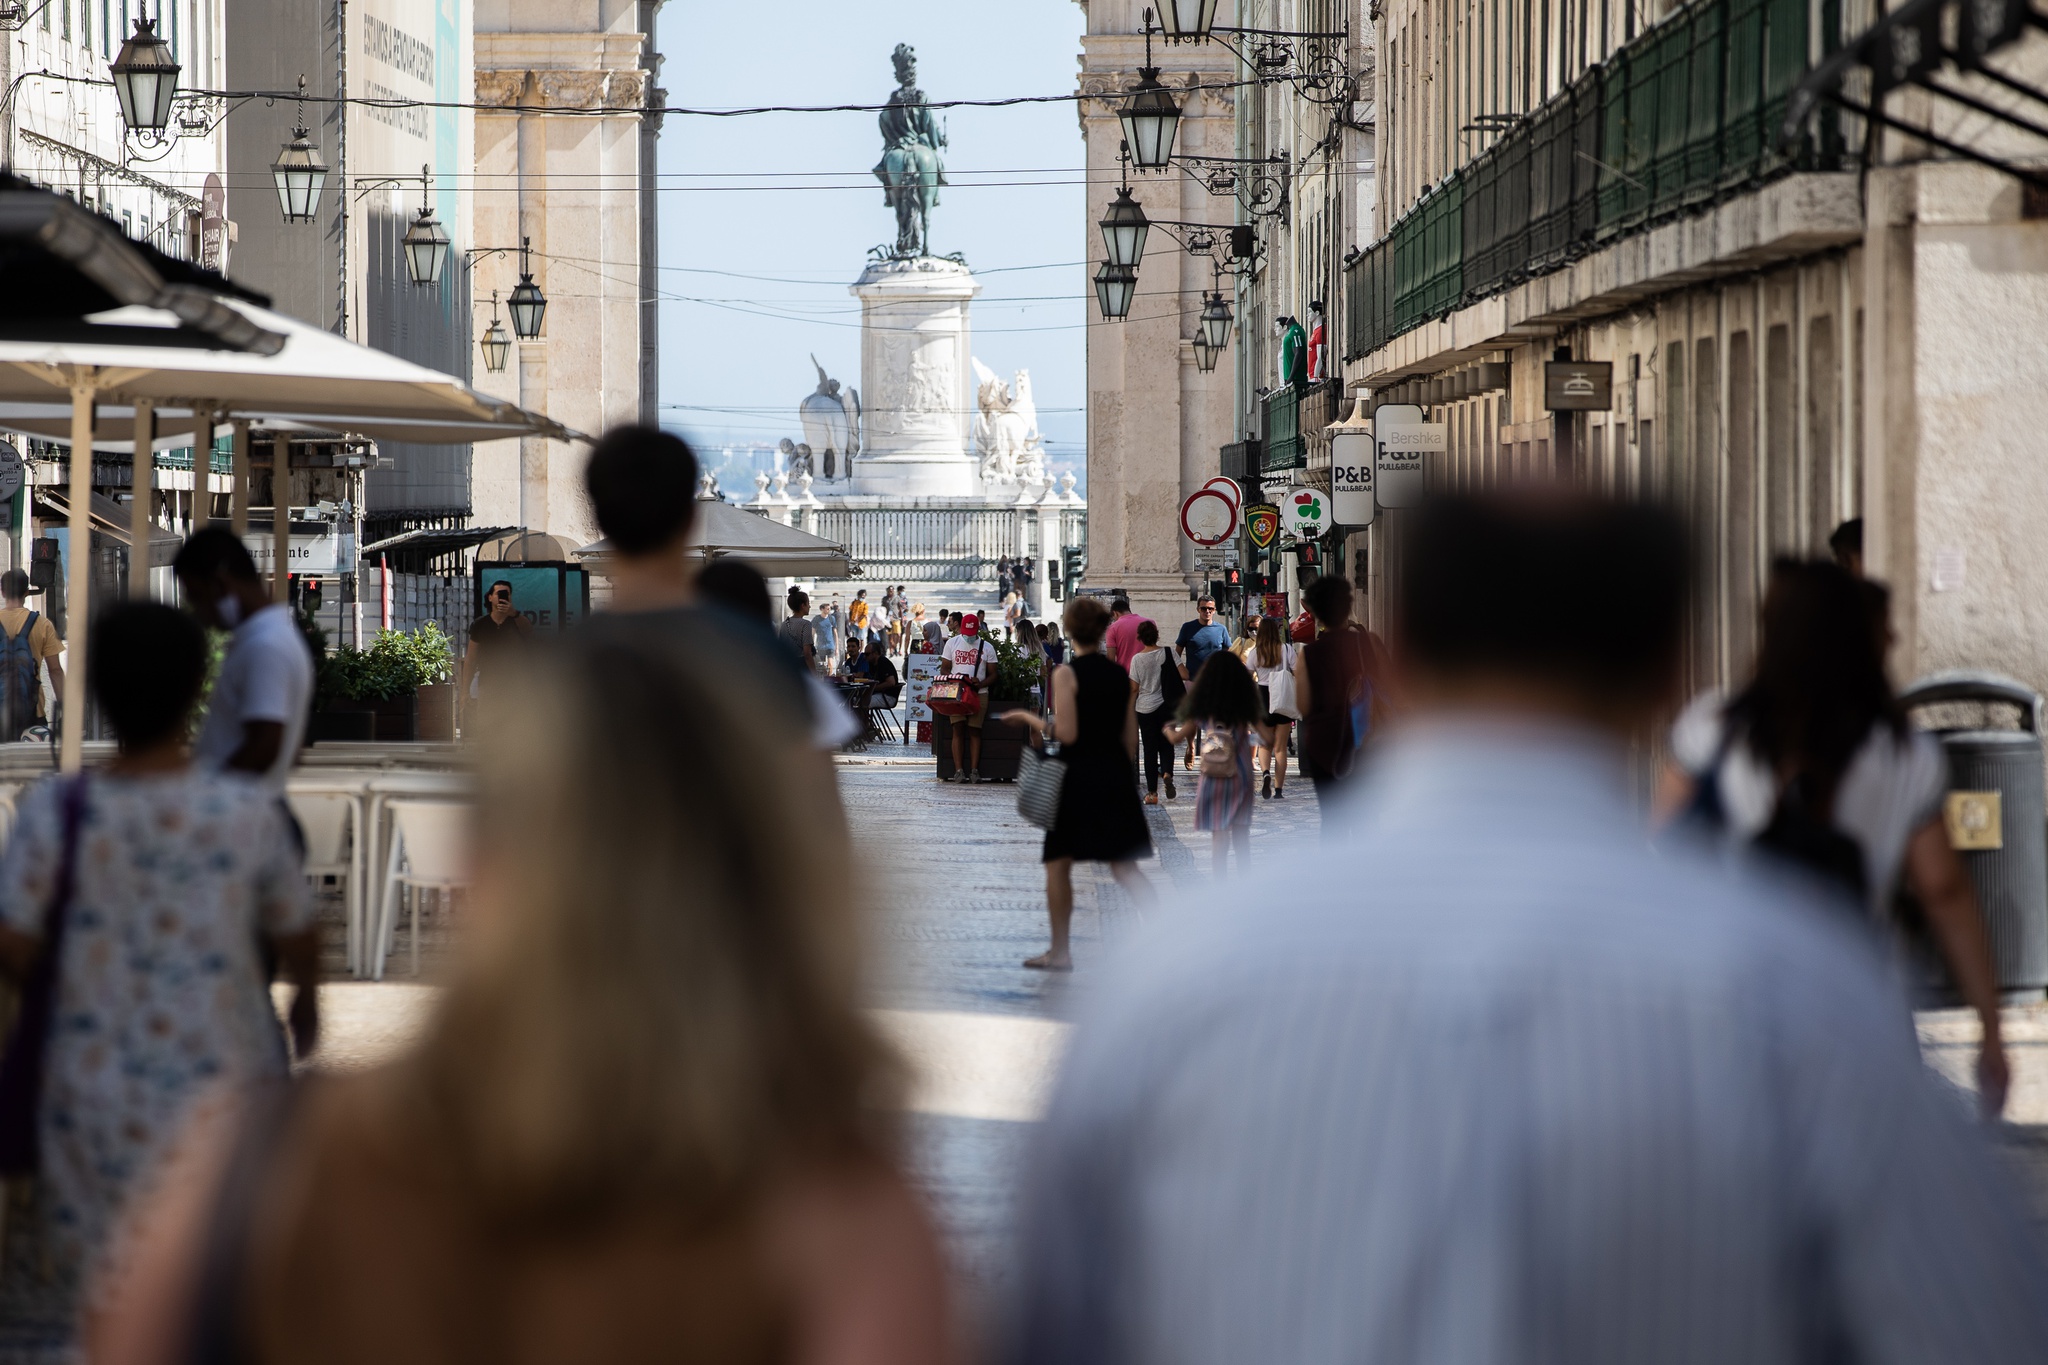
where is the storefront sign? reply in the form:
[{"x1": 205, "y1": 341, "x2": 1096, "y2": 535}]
[
  {"x1": 1373, "y1": 403, "x2": 1438, "y2": 509},
  {"x1": 1544, "y1": 360, "x2": 1613, "y2": 410},
  {"x1": 1281, "y1": 486, "x2": 1327, "y2": 540},
  {"x1": 1244, "y1": 503, "x2": 1281, "y2": 551},
  {"x1": 244, "y1": 527, "x2": 346, "y2": 574},
  {"x1": 1330, "y1": 424, "x2": 1375, "y2": 527}
]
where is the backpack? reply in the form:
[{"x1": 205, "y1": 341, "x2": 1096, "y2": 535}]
[
  {"x1": 1679, "y1": 723, "x2": 1869, "y2": 912},
  {"x1": 0, "y1": 612, "x2": 41, "y2": 740}
]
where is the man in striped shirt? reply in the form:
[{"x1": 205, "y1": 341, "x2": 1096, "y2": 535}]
[{"x1": 1012, "y1": 493, "x2": 2048, "y2": 1365}]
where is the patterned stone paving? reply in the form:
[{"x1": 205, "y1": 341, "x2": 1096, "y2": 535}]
[
  {"x1": 846, "y1": 755, "x2": 1324, "y2": 1020},
  {"x1": 840, "y1": 756, "x2": 1324, "y2": 1334}
]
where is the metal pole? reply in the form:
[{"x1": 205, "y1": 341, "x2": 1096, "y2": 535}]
[
  {"x1": 61, "y1": 382, "x2": 94, "y2": 774},
  {"x1": 230, "y1": 420, "x2": 250, "y2": 536},
  {"x1": 272, "y1": 437, "x2": 291, "y2": 604},
  {"x1": 129, "y1": 398, "x2": 154, "y2": 599}
]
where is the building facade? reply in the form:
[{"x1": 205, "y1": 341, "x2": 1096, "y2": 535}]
[
  {"x1": 470, "y1": 0, "x2": 663, "y2": 552},
  {"x1": 1079, "y1": 0, "x2": 1380, "y2": 628},
  {"x1": 1342, "y1": 0, "x2": 2048, "y2": 707},
  {"x1": 1077, "y1": 0, "x2": 1240, "y2": 627},
  {"x1": 1228, "y1": 0, "x2": 1377, "y2": 619},
  {"x1": 227, "y1": 0, "x2": 477, "y2": 547}
]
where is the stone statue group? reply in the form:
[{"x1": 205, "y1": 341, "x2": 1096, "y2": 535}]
[{"x1": 783, "y1": 354, "x2": 863, "y2": 482}]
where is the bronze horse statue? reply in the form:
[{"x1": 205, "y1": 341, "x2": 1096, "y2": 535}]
[{"x1": 873, "y1": 44, "x2": 947, "y2": 259}]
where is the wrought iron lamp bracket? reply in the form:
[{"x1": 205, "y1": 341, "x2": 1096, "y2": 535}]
[{"x1": 1780, "y1": 0, "x2": 2048, "y2": 189}]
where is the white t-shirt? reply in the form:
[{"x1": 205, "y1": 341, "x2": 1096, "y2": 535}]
[
  {"x1": 1253, "y1": 643, "x2": 1297, "y2": 689},
  {"x1": 941, "y1": 634, "x2": 994, "y2": 686},
  {"x1": 1670, "y1": 690, "x2": 1949, "y2": 913},
  {"x1": 195, "y1": 604, "x2": 313, "y2": 793},
  {"x1": 1129, "y1": 647, "x2": 1167, "y2": 714}
]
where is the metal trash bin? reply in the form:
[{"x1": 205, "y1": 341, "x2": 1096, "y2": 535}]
[{"x1": 1899, "y1": 671, "x2": 2048, "y2": 1002}]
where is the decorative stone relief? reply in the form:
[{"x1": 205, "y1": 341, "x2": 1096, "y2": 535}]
[{"x1": 906, "y1": 347, "x2": 951, "y2": 419}]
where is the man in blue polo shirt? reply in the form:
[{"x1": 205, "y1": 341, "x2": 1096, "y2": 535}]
[
  {"x1": 1176, "y1": 596, "x2": 1229, "y2": 681},
  {"x1": 1175, "y1": 596, "x2": 1230, "y2": 768}
]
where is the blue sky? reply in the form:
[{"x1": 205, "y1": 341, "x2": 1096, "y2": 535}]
[{"x1": 653, "y1": 1, "x2": 1089, "y2": 490}]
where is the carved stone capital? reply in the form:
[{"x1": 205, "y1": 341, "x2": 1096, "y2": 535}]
[
  {"x1": 606, "y1": 69, "x2": 649, "y2": 106},
  {"x1": 536, "y1": 69, "x2": 609, "y2": 108},
  {"x1": 474, "y1": 69, "x2": 527, "y2": 107}
]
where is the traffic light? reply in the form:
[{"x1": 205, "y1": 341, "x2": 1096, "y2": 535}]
[{"x1": 1062, "y1": 547, "x2": 1086, "y2": 600}]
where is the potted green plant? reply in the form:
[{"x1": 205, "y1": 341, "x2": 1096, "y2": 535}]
[
  {"x1": 314, "y1": 623, "x2": 455, "y2": 742},
  {"x1": 962, "y1": 632, "x2": 1043, "y2": 782}
]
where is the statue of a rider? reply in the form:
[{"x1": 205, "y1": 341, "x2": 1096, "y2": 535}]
[{"x1": 873, "y1": 44, "x2": 947, "y2": 258}]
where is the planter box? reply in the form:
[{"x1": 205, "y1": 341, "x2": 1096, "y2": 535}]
[
  {"x1": 416, "y1": 684, "x2": 456, "y2": 742},
  {"x1": 932, "y1": 698, "x2": 1032, "y2": 782},
  {"x1": 314, "y1": 691, "x2": 418, "y2": 743},
  {"x1": 309, "y1": 709, "x2": 374, "y2": 743}
]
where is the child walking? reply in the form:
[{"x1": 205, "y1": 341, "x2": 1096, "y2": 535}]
[{"x1": 1165, "y1": 651, "x2": 1273, "y2": 875}]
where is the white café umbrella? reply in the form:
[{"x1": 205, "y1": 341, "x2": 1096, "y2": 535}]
[{"x1": 0, "y1": 193, "x2": 578, "y2": 771}]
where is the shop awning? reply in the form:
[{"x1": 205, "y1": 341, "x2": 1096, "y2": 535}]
[{"x1": 34, "y1": 487, "x2": 183, "y2": 567}]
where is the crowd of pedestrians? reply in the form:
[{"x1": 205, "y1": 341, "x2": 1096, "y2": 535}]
[{"x1": 0, "y1": 418, "x2": 2043, "y2": 1365}]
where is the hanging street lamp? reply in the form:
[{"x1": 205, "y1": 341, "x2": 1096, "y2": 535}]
[
  {"x1": 1199, "y1": 290, "x2": 1234, "y2": 350},
  {"x1": 506, "y1": 238, "x2": 548, "y2": 338},
  {"x1": 1099, "y1": 185, "x2": 1150, "y2": 270},
  {"x1": 110, "y1": 9, "x2": 180, "y2": 136},
  {"x1": 399, "y1": 167, "x2": 450, "y2": 286},
  {"x1": 271, "y1": 126, "x2": 328, "y2": 223},
  {"x1": 271, "y1": 77, "x2": 327, "y2": 223},
  {"x1": 1120, "y1": 67, "x2": 1182, "y2": 170},
  {"x1": 1193, "y1": 335, "x2": 1221, "y2": 372},
  {"x1": 479, "y1": 292, "x2": 512, "y2": 373},
  {"x1": 1156, "y1": 0, "x2": 1220, "y2": 42},
  {"x1": 1094, "y1": 262, "x2": 1137, "y2": 321}
]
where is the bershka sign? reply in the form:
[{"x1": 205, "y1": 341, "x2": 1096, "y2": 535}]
[{"x1": 1372, "y1": 404, "x2": 1440, "y2": 509}]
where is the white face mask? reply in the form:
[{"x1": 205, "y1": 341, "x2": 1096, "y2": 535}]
[{"x1": 216, "y1": 593, "x2": 243, "y2": 629}]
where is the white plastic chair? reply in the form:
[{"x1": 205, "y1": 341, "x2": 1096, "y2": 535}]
[
  {"x1": 375, "y1": 800, "x2": 469, "y2": 979},
  {"x1": 286, "y1": 791, "x2": 357, "y2": 971}
]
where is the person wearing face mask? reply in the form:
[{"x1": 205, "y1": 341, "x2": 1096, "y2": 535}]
[{"x1": 172, "y1": 528, "x2": 315, "y2": 792}]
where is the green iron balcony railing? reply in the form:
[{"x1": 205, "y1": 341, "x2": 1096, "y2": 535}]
[
  {"x1": 1345, "y1": 0, "x2": 1849, "y2": 364},
  {"x1": 1260, "y1": 385, "x2": 1303, "y2": 472}
]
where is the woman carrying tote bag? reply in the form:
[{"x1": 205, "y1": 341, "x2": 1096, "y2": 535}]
[{"x1": 1250, "y1": 616, "x2": 1299, "y2": 800}]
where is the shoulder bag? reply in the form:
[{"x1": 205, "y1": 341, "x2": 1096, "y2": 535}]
[
  {"x1": 1268, "y1": 646, "x2": 1302, "y2": 721},
  {"x1": 1016, "y1": 739, "x2": 1066, "y2": 830},
  {"x1": 0, "y1": 776, "x2": 90, "y2": 1176}
]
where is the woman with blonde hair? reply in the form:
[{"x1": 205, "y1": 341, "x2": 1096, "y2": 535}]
[{"x1": 93, "y1": 639, "x2": 955, "y2": 1365}]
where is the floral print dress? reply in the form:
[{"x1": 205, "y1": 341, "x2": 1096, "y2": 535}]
[{"x1": 0, "y1": 772, "x2": 310, "y2": 1363}]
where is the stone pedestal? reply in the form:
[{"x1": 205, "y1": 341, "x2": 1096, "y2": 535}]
[{"x1": 850, "y1": 257, "x2": 982, "y2": 498}]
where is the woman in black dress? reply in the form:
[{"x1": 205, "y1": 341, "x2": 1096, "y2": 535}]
[{"x1": 998, "y1": 596, "x2": 1155, "y2": 970}]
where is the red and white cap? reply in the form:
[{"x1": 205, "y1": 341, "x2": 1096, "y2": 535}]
[{"x1": 961, "y1": 614, "x2": 981, "y2": 634}]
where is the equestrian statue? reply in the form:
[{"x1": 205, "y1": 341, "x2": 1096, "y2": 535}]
[{"x1": 873, "y1": 44, "x2": 947, "y2": 258}]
